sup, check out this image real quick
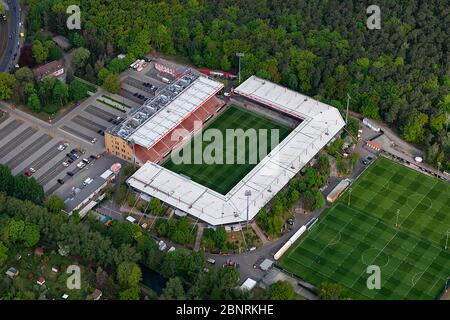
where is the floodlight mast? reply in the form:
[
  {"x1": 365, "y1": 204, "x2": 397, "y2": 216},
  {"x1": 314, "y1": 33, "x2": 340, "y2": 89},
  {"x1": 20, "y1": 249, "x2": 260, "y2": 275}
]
[
  {"x1": 445, "y1": 229, "x2": 450, "y2": 250},
  {"x1": 345, "y1": 94, "x2": 351, "y2": 126},
  {"x1": 395, "y1": 209, "x2": 400, "y2": 228},
  {"x1": 348, "y1": 187, "x2": 352, "y2": 206},
  {"x1": 245, "y1": 190, "x2": 252, "y2": 230},
  {"x1": 236, "y1": 53, "x2": 245, "y2": 84}
]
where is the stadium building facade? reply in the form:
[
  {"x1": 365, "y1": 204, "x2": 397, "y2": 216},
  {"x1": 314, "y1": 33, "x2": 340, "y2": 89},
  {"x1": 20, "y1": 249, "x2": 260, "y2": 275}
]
[{"x1": 125, "y1": 75, "x2": 345, "y2": 226}]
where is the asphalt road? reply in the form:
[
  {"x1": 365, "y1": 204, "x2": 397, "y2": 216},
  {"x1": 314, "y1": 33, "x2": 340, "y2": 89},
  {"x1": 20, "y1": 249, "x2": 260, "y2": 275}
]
[{"x1": 0, "y1": 0, "x2": 20, "y2": 72}]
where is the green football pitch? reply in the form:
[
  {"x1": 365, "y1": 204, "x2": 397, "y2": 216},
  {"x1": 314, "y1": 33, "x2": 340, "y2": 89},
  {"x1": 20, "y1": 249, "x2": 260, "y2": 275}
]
[
  {"x1": 163, "y1": 105, "x2": 293, "y2": 194},
  {"x1": 279, "y1": 157, "x2": 450, "y2": 299}
]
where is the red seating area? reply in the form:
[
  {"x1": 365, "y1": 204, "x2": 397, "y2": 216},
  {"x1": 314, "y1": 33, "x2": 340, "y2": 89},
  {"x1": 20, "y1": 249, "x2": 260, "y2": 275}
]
[{"x1": 135, "y1": 96, "x2": 223, "y2": 164}]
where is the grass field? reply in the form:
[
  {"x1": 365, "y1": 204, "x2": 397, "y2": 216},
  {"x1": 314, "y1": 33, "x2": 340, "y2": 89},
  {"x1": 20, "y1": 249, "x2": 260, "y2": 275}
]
[
  {"x1": 279, "y1": 157, "x2": 450, "y2": 299},
  {"x1": 164, "y1": 105, "x2": 293, "y2": 194}
]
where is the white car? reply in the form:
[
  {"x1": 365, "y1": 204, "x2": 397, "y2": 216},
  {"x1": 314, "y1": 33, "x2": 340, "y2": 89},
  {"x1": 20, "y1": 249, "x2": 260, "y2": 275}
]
[
  {"x1": 77, "y1": 162, "x2": 86, "y2": 169},
  {"x1": 91, "y1": 138, "x2": 97, "y2": 144},
  {"x1": 62, "y1": 162, "x2": 69, "y2": 167},
  {"x1": 29, "y1": 167, "x2": 36, "y2": 173},
  {"x1": 57, "y1": 143, "x2": 69, "y2": 151}
]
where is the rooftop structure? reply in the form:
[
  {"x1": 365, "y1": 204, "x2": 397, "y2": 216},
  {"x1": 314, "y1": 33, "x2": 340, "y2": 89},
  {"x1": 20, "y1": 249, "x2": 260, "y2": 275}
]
[
  {"x1": 107, "y1": 73, "x2": 223, "y2": 149},
  {"x1": 128, "y1": 76, "x2": 345, "y2": 226},
  {"x1": 32, "y1": 60, "x2": 65, "y2": 81}
]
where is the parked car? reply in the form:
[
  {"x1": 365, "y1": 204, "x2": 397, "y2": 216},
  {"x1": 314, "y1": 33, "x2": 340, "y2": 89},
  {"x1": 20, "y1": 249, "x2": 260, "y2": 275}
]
[
  {"x1": 29, "y1": 168, "x2": 36, "y2": 173},
  {"x1": 82, "y1": 158, "x2": 90, "y2": 164},
  {"x1": 77, "y1": 162, "x2": 86, "y2": 169},
  {"x1": 62, "y1": 162, "x2": 69, "y2": 167},
  {"x1": 67, "y1": 171, "x2": 75, "y2": 177},
  {"x1": 57, "y1": 179, "x2": 64, "y2": 185},
  {"x1": 91, "y1": 138, "x2": 97, "y2": 144}
]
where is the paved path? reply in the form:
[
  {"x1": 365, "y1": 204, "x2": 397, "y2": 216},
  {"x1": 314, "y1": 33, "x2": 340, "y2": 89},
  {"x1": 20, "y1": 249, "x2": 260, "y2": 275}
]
[
  {"x1": 251, "y1": 221, "x2": 269, "y2": 244},
  {"x1": 194, "y1": 224, "x2": 204, "y2": 252}
]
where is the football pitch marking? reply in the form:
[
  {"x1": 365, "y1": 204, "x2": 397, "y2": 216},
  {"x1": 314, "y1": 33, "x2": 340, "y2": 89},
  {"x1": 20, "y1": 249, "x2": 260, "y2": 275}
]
[
  {"x1": 350, "y1": 179, "x2": 435, "y2": 288},
  {"x1": 280, "y1": 157, "x2": 449, "y2": 299}
]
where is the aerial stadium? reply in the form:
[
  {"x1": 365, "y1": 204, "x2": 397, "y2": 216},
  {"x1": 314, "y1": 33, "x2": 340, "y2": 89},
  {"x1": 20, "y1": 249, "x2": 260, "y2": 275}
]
[{"x1": 107, "y1": 74, "x2": 345, "y2": 226}]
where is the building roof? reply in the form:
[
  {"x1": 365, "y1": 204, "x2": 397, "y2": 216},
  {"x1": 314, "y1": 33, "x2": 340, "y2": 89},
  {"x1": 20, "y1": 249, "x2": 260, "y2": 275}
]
[
  {"x1": 64, "y1": 177, "x2": 107, "y2": 213},
  {"x1": 128, "y1": 76, "x2": 345, "y2": 226},
  {"x1": 52, "y1": 36, "x2": 71, "y2": 50},
  {"x1": 129, "y1": 76, "x2": 223, "y2": 149},
  {"x1": 240, "y1": 278, "x2": 257, "y2": 291},
  {"x1": 92, "y1": 289, "x2": 103, "y2": 300},
  {"x1": 259, "y1": 259, "x2": 274, "y2": 271},
  {"x1": 32, "y1": 60, "x2": 64, "y2": 81}
]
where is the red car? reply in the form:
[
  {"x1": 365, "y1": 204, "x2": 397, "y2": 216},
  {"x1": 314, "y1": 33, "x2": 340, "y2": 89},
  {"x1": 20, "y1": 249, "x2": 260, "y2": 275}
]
[{"x1": 24, "y1": 170, "x2": 31, "y2": 177}]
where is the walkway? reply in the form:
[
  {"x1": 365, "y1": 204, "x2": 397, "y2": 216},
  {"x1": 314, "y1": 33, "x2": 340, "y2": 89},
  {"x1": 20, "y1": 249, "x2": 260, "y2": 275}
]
[{"x1": 194, "y1": 224, "x2": 204, "y2": 252}]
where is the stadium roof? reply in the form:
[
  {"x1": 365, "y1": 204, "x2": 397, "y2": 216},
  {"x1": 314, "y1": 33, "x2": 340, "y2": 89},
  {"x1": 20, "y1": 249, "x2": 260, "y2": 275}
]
[
  {"x1": 129, "y1": 76, "x2": 223, "y2": 149},
  {"x1": 128, "y1": 76, "x2": 345, "y2": 226}
]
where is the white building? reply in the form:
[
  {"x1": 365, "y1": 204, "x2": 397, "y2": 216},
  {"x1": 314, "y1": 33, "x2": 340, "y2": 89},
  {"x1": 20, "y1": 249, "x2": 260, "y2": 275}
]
[{"x1": 128, "y1": 76, "x2": 345, "y2": 226}]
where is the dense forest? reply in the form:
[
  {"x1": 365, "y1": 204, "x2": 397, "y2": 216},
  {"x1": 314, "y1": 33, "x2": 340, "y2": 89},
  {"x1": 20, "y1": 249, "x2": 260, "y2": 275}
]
[{"x1": 24, "y1": 0, "x2": 450, "y2": 169}]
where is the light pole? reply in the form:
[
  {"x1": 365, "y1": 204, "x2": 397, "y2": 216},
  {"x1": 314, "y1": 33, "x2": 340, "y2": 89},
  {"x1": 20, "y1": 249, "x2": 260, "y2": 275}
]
[
  {"x1": 395, "y1": 209, "x2": 400, "y2": 228},
  {"x1": 445, "y1": 229, "x2": 450, "y2": 250},
  {"x1": 348, "y1": 187, "x2": 352, "y2": 206},
  {"x1": 345, "y1": 94, "x2": 351, "y2": 126},
  {"x1": 236, "y1": 53, "x2": 244, "y2": 84},
  {"x1": 245, "y1": 190, "x2": 252, "y2": 230}
]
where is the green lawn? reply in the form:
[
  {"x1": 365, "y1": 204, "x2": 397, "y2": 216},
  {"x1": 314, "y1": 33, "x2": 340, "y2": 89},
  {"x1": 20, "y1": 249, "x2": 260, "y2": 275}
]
[
  {"x1": 163, "y1": 105, "x2": 293, "y2": 194},
  {"x1": 279, "y1": 157, "x2": 450, "y2": 300}
]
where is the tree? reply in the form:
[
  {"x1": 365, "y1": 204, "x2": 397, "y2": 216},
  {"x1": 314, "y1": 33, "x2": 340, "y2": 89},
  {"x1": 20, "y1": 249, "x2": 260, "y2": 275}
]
[
  {"x1": 69, "y1": 79, "x2": 88, "y2": 101},
  {"x1": 72, "y1": 47, "x2": 91, "y2": 72},
  {"x1": 119, "y1": 287, "x2": 140, "y2": 300},
  {"x1": 117, "y1": 262, "x2": 142, "y2": 288},
  {"x1": 0, "y1": 242, "x2": 8, "y2": 266},
  {"x1": 15, "y1": 67, "x2": 35, "y2": 84},
  {"x1": 97, "y1": 68, "x2": 111, "y2": 85},
  {"x1": 21, "y1": 224, "x2": 40, "y2": 247},
  {"x1": 163, "y1": 277, "x2": 185, "y2": 300},
  {"x1": 349, "y1": 152, "x2": 361, "y2": 170},
  {"x1": 27, "y1": 93, "x2": 41, "y2": 112},
  {"x1": 149, "y1": 198, "x2": 164, "y2": 216},
  {"x1": 266, "y1": 281, "x2": 296, "y2": 300},
  {"x1": 52, "y1": 80, "x2": 69, "y2": 107},
  {"x1": 0, "y1": 73, "x2": 16, "y2": 100},
  {"x1": 403, "y1": 113, "x2": 429, "y2": 143},
  {"x1": 2, "y1": 219, "x2": 25, "y2": 244},
  {"x1": 45, "y1": 195, "x2": 65, "y2": 213},
  {"x1": 103, "y1": 74, "x2": 121, "y2": 93},
  {"x1": 32, "y1": 40, "x2": 48, "y2": 64},
  {"x1": 44, "y1": 40, "x2": 63, "y2": 61},
  {"x1": 317, "y1": 282, "x2": 345, "y2": 300}
]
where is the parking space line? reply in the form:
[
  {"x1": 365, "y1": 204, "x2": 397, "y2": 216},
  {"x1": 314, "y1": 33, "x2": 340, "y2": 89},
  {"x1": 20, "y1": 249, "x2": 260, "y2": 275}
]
[
  {"x1": 0, "y1": 126, "x2": 37, "y2": 159},
  {"x1": 60, "y1": 125, "x2": 95, "y2": 144},
  {"x1": 26, "y1": 141, "x2": 63, "y2": 172},
  {"x1": 5, "y1": 134, "x2": 53, "y2": 169},
  {"x1": 0, "y1": 119, "x2": 23, "y2": 141},
  {"x1": 86, "y1": 105, "x2": 121, "y2": 121},
  {"x1": 72, "y1": 115, "x2": 106, "y2": 131}
]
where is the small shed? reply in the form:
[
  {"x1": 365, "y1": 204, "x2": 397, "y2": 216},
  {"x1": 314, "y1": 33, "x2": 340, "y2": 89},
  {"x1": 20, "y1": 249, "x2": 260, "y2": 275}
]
[
  {"x1": 36, "y1": 277, "x2": 46, "y2": 286},
  {"x1": 240, "y1": 278, "x2": 257, "y2": 291},
  {"x1": 92, "y1": 289, "x2": 103, "y2": 300},
  {"x1": 52, "y1": 266, "x2": 60, "y2": 273},
  {"x1": 62, "y1": 294, "x2": 69, "y2": 300},
  {"x1": 259, "y1": 259, "x2": 274, "y2": 272},
  {"x1": 35, "y1": 247, "x2": 44, "y2": 256},
  {"x1": 5, "y1": 267, "x2": 19, "y2": 278}
]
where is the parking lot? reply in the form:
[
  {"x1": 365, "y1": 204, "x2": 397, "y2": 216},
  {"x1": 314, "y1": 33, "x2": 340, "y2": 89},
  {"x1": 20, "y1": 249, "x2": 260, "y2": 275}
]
[
  {"x1": 0, "y1": 87, "x2": 127, "y2": 197},
  {"x1": 0, "y1": 56, "x2": 187, "y2": 201}
]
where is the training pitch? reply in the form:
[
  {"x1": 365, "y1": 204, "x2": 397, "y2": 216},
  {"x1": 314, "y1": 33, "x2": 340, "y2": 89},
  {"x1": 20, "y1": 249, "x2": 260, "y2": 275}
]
[
  {"x1": 279, "y1": 157, "x2": 450, "y2": 299},
  {"x1": 164, "y1": 105, "x2": 292, "y2": 195}
]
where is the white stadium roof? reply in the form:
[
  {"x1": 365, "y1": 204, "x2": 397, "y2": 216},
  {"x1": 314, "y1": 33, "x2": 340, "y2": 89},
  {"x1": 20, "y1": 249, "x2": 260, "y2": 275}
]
[
  {"x1": 129, "y1": 76, "x2": 223, "y2": 149},
  {"x1": 128, "y1": 76, "x2": 345, "y2": 226}
]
